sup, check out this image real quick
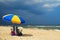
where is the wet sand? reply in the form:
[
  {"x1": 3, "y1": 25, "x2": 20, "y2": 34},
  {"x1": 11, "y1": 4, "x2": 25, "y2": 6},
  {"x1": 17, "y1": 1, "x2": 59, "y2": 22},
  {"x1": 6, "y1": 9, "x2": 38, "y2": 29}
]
[{"x1": 0, "y1": 26, "x2": 60, "y2": 40}]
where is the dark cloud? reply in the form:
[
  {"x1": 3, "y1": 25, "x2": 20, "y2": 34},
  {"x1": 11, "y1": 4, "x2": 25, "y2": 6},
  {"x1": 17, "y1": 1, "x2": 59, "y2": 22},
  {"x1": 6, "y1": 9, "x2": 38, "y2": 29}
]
[{"x1": 0, "y1": 0, "x2": 60, "y2": 25}]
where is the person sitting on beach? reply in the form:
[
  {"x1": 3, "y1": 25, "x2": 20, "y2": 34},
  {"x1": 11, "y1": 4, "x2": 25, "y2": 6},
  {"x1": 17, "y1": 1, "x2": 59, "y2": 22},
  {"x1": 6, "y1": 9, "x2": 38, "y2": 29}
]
[
  {"x1": 11, "y1": 29, "x2": 16, "y2": 36},
  {"x1": 17, "y1": 29, "x2": 22, "y2": 36}
]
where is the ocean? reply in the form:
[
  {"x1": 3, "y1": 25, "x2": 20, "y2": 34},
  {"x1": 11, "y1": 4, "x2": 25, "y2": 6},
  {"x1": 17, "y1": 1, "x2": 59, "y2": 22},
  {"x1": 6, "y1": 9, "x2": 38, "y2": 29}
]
[{"x1": 22, "y1": 25, "x2": 60, "y2": 30}]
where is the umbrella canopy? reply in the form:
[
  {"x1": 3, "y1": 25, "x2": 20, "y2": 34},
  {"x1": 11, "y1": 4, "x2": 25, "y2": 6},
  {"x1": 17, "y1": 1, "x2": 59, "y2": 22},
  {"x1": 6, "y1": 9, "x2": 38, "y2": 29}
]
[{"x1": 2, "y1": 14, "x2": 25, "y2": 24}]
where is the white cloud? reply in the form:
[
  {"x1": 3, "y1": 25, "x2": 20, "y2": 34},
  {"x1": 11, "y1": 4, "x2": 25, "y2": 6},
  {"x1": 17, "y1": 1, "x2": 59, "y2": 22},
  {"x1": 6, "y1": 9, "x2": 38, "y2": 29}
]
[
  {"x1": 43, "y1": 3, "x2": 60, "y2": 8},
  {"x1": 41, "y1": 0, "x2": 60, "y2": 12},
  {"x1": 22, "y1": 0, "x2": 60, "y2": 7},
  {"x1": 42, "y1": 3, "x2": 60, "y2": 11}
]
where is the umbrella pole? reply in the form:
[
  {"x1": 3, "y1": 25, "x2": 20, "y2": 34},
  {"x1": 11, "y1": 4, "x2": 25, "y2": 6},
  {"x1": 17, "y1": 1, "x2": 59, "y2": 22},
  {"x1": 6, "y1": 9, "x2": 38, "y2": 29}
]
[{"x1": 13, "y1": 25, "x2": 18, "y2": 34}]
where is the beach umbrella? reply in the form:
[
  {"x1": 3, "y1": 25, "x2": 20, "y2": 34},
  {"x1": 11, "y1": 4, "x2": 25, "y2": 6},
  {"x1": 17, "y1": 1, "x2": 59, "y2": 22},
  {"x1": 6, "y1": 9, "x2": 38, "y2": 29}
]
[
  {"x1": 2, "y1": 14, "x2": 25, "y2": 24},
  {"x1": 2, "y1": 14, "x2": 25, "y2": 35}
]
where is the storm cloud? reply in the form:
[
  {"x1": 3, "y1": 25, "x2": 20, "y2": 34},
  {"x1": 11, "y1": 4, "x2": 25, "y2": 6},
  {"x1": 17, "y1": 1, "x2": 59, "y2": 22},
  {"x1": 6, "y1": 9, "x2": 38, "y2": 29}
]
[{"x1": 0, "y1": 0, "x2": 60, "y2": 25}]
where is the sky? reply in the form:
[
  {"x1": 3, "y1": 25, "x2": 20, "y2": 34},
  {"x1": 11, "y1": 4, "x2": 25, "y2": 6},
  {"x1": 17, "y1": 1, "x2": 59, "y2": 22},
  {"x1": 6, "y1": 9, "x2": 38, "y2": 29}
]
[{"x1": 0, "y1": 0, "x2": 60, "y2": 25}]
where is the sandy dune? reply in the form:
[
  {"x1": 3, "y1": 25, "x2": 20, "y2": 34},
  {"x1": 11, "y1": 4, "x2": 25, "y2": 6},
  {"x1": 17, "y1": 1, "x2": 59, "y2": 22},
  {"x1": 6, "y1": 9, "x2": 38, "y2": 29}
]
[{"x1": 0, "y1": 26, "x2": 60, "y2": 40}]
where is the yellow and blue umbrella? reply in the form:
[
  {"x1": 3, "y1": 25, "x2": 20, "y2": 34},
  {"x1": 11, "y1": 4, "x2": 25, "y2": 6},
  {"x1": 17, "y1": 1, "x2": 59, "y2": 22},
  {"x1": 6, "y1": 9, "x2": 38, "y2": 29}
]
[{"x1": 2, "y1": 14, "x2": 25, "y2": 24}]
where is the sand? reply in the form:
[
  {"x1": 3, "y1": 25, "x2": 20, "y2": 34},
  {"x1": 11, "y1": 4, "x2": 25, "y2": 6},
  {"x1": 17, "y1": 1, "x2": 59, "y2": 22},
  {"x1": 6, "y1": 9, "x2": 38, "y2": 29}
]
[{"x1": 0, "y1": 26, "x2": 60, "y2": 40}]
